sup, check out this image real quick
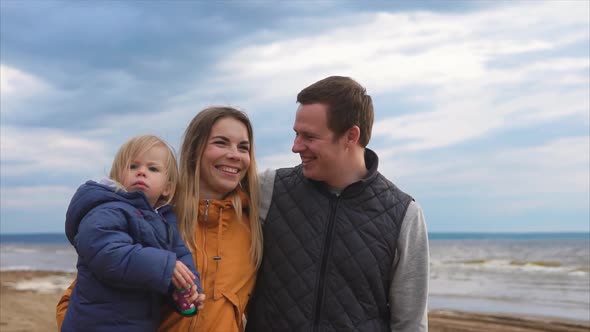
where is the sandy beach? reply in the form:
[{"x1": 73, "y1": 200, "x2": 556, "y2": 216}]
[
  {"x1": 0, "y1": 271, "x2": 75, "y2": 332},
  {"x1": 1, "y1": 271, "x2": 589, "y2": 332}
]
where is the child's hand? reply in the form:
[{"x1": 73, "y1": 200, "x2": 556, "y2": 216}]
[{"x1": 172, "y1": 260, "x2": 196, "y2": 290}]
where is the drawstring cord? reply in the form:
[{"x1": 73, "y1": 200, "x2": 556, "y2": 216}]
[
  {"x1": 212, "y1": 206, "x2": 224, "y2": 300},
  {"x1": 214, "y1": 207, "x2": 224, "y2": 262}
]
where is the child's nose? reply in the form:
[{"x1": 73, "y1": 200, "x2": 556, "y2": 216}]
[{"x1": 137, "y1": 166, "x2": 147, "y2": 176}]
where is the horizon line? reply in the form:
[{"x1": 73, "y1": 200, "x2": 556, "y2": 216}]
[{"x1": 1, "y1": 230, "x2": 589, "y2": 236}]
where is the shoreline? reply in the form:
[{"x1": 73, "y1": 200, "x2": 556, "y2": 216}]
[
  {"x1": 1, "y1": 270, "x2": 589, "y2": 332},
  {"x1": 428, "y1": 310, "x2": 590, "y2": 332}
]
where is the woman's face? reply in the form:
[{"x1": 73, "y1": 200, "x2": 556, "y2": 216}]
[{"x1": 199, "y1": 117, "x2": 251, "y2": 199}]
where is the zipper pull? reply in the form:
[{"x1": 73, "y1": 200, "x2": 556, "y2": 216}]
[{"x1": 204, "y1": 200, "x2": 210, "y2": 222}]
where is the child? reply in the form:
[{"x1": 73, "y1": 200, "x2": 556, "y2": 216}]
[{"x1": 61, "y1": 135, "x2": 203, "y2": 332}]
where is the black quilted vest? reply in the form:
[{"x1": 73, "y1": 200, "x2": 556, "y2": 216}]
[{"x1": 246, "y1": 150, "x2": 413, "y2": 332}]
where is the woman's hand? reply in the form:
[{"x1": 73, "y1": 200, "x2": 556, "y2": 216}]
[
  {"x1": 187, "y1": 286, "x2": 206, "y2": 311},
  {"x1": 172, "y1": 260, "x2": 196, "y2": 290}
]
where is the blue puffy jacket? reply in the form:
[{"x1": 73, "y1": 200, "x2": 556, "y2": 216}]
[{"x1": 62, "y1": 180, "x2": 200, "y2": 332}]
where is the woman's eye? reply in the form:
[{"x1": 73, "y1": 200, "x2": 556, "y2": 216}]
[{"x1": 239, "y1": 145, "x2": 250, "y2": 152}]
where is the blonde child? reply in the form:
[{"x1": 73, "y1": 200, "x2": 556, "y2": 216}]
[{"x1": 61, "y1": 135, "x2": 203, "y2": 332}]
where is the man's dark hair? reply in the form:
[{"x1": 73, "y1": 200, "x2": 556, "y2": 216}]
[{"x1": 297, "y1": 76, "x2": 374, "y2": 147}]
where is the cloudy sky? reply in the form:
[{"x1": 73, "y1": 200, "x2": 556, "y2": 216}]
[{"x1": 1, "y1": 1, "x2": 588, "y2": 234}]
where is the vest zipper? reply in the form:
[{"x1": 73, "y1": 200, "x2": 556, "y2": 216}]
[{"x1": 312, "y1": 195, "x2": 340, "y2": 331}]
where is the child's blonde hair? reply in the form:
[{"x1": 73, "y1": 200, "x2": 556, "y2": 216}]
[{"x1": 109, "y1": 135, "x2": 179, "y2": 206}]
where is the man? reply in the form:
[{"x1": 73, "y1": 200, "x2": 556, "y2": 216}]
[{"x1": 246, "y1": 76, "x2": 429, "y2": 331}]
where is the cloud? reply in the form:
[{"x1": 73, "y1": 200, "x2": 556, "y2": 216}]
[
  {"x1": 0, "y1": 2, "x2": 260, "y2": 129},
  {"x1": 0, "y1": 1, "x2": 588, "y2": 233},
  {"x1": 257, "y1": 152, "x2": 300, "y2": 172},
  {"x1": 372, "y1": 66, "x2": 589, "y2": 153},
  {"x1": 0, "y1": 65, "x2": 61, "y2": 123},
  {"x1": 0, "y1": 64, "x2": 53, "y2": 98},
  {"x1": 258, "y1": 135, "x2": 589, "y2": 217},
  {"x1": 0, "y1": 185, "x2": 74, "y2": 209},
  {"x1": 377, "y1": 136, "x2": 590, "y2": 213},
  {"x1": 189, "y1": 1, "x2": 590, "y2": 220},
  {"x1": 0, "y1": 126, "x2": 110, "y2": 177},
  {"x1": 205, "y1": 1, "x2": 588, "y2": 108},
  {"x1": 489, "y1": 136, "x2": 589, "y2": 195}
]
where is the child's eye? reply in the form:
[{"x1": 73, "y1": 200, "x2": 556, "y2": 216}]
[
  {"x1": 130, "y1": 164, "x2": 138, "y2": 170},
  {"x1": 149, "y1": 166, "x2": 159, "y2": 172}
]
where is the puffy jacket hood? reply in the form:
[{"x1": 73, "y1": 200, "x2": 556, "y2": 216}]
[{"x1": 65, "y1": 180, "x2": 167, "y2": 245}]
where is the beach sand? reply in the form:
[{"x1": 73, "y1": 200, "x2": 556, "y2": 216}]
[
  {"x1": 0, "y1": 271, "x2": 75, "y2": 332},
  {"x1": 1, "y1": 271, "x2": 589, "y2": 332}
]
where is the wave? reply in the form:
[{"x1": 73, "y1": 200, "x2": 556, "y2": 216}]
[
  {"x1": 1, "y1": 246, "x2": 40, "y2": 254},
  {"x1": 429, "y1": 292, "x2": 589, "y2": 306},
  {"x1": 510, "y1": 260, "x2": 562, "y2": 267},
  {"x1": 3, "y1": 274, "x2": 75, "y2": 293},
  {"x1": 0, "y1": 266, "x2": 76, "y2": 273},
  {"x1": 460, "y1": 259, "x2": 563, "y2": 267},
  {"x1": 433, "y1": 259, "x2": 587, "y2": 275}
]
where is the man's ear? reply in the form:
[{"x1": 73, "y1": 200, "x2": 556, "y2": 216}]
[{"x1": 346, "y1": 126, "x2": 361, "y2": 145}]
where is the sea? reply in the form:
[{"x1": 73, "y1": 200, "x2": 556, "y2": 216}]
[{"x1": 1, "y1": 232, "x2": 589, "y2": 321}]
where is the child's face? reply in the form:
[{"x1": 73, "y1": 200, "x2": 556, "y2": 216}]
[
  {"x1": 121, "y1": 145, "x2": 171, "y2": 207},
  {"x1": 199, "y1": 117, "x2": 251, "y2": 199}
]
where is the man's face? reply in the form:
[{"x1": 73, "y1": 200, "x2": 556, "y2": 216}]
[{"x1": 292, "y1": 103, "x2": 348, "y2": 186}]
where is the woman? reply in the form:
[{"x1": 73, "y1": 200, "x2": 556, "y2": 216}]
[{"x1": 56, "y1": 107, "x2": 263, "y2": 332}]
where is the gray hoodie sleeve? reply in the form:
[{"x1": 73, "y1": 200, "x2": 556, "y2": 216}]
[
  {"x1": 390, "y1": 201, "x2": 430, "y2": 331},
  {"x1": 258, "y1": 169, "x2": 276, "y2": 224}
]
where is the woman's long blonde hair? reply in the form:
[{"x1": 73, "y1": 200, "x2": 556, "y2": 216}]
[{"x1": 175, "y1": 107, "x2": 262, "y2": 269}]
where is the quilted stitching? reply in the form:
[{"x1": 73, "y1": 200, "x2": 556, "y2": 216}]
[{"x1": 249, "y1": 164, "x2": 412, "y2": 332}]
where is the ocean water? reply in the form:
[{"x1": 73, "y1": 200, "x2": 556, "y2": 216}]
[
  {"x1": 0, "y1": 233, "x2": 77, "y2": 272},
  {"x1": 429, "y1": 232, "x2": 590, "y2": 321},
  {"x1": 1, "y1": 232, "x2": 589, "y2": 321}
]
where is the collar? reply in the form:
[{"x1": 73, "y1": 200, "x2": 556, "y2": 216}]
[{"x1": 308, "y1": 148, "x2": 380, "y2": 198}]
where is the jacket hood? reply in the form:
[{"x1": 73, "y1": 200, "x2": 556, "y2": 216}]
[{"x1": 64, "y1": 180, "x2": 155, "y2": 245}]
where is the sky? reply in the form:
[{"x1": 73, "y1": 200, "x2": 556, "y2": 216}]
[{"x1": 1, "y1": 0, "x2": 589, "y2": 234}]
